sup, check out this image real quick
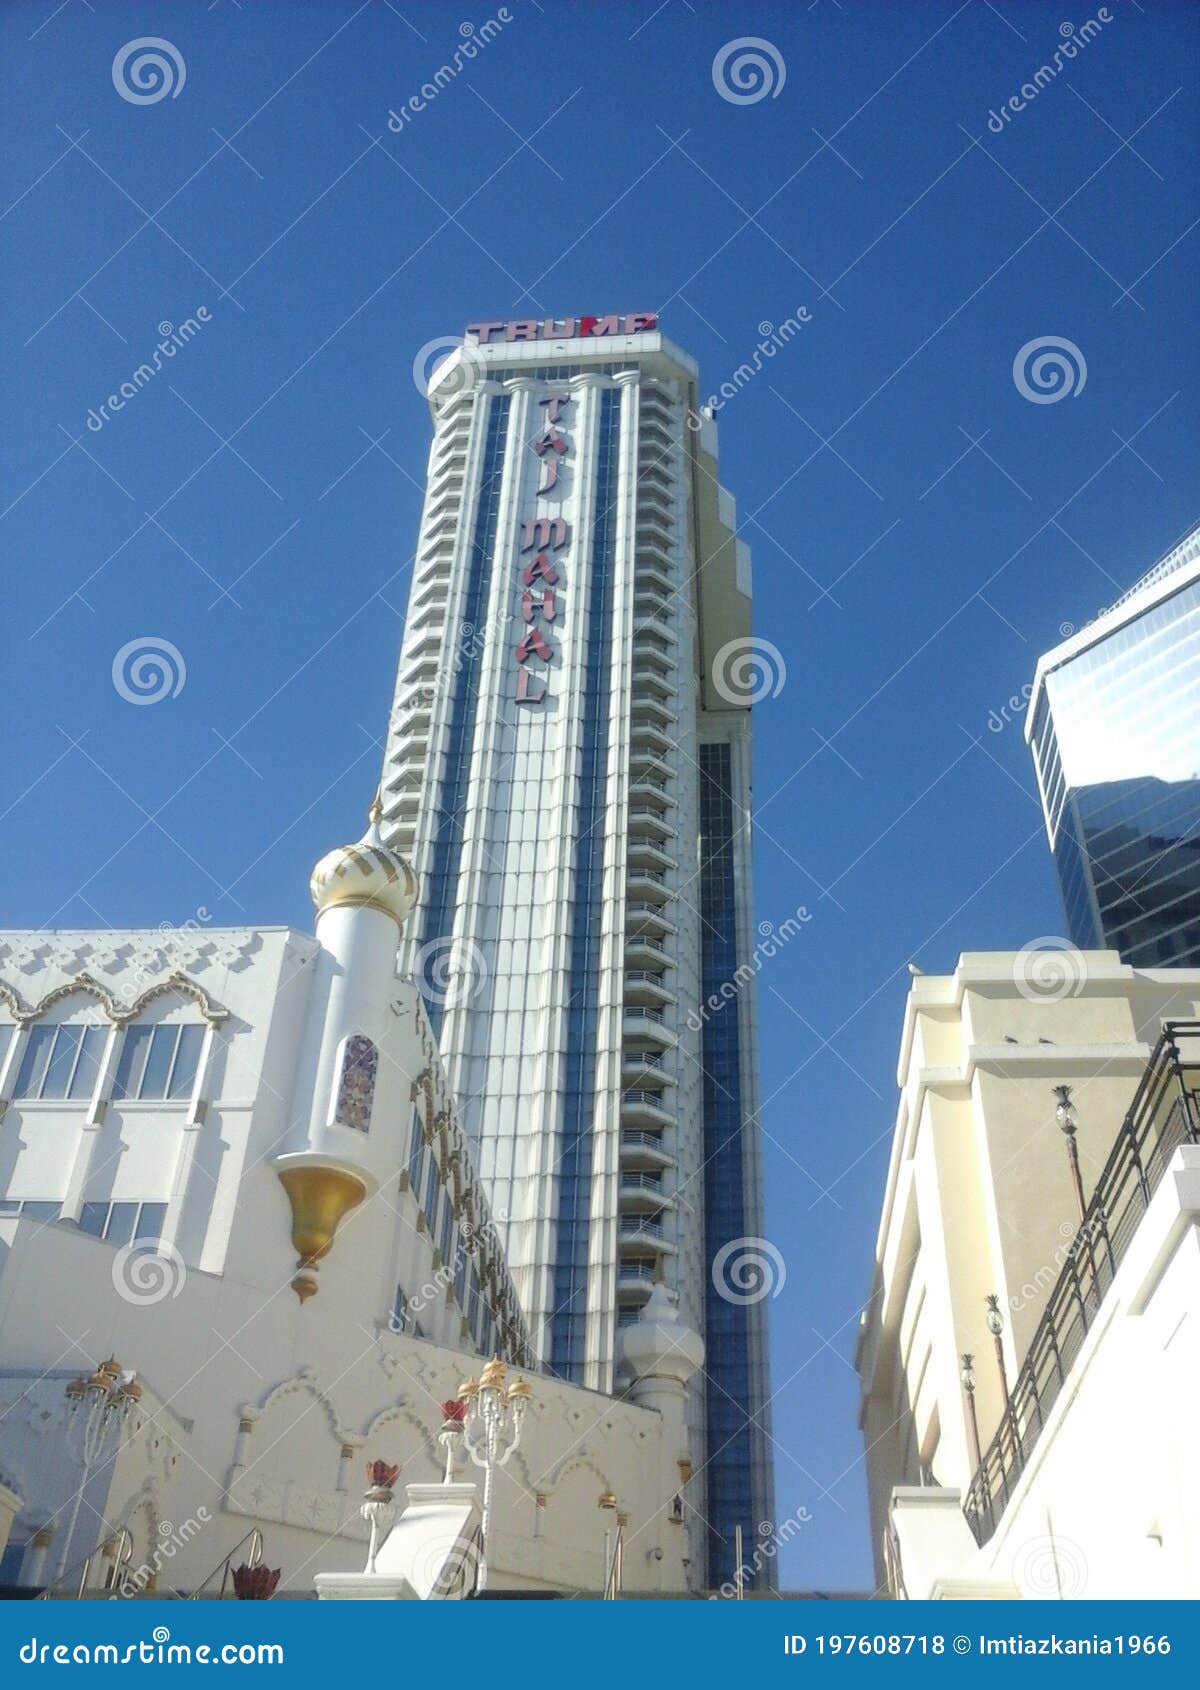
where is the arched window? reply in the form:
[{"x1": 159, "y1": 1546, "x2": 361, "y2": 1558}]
[{"x1": 335, "y1": 1034, "x2": 377, "y2": 1134}]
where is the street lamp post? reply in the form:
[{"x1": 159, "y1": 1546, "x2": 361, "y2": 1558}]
[
  {"x1": 458, "y1": 1356, "x2": 532, "y2": 1594},
  {"x1": 60, "y1": 1358, "x2": 142, "y2": 1584},
  {"x1": 984, "y1": 1294, "x2": 1022, "y2": 1460},
  {"x1": 1054, "y1": 1084, "x2": 1087, "y2": 1224},
  {"x1": 960, "y1": 1353, "x2": 982, "y2": 1473}
]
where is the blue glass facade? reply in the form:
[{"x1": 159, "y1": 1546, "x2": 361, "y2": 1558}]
[
  {"x1": 698, "y1": 740, "x2": 758, "y2": 1591},
  {"x1": 1030, "y1": 576, "x2": 1200, "y2": 966},
  {"x1": 419, "y1": 394, "x2": 511, "y2": 1034},
  {"x1": 550, "y1": 388, "x2": 620, "y2": 1380}
]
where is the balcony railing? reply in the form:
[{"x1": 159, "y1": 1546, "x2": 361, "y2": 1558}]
[
  {"x1": 963, "y1": 1022, "x2": 1200, "y2": 1547},
  {"x1": 620, "y1": 1171, "x2": 664, "y2": 1192}
]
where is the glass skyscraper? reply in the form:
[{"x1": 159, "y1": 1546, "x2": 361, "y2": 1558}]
[
  {"x1": 1027, "y1": 526, "x2": 1200, "y2": 966},
  {"x1": 378, "y1": 317, "x2": 774, "y2": 1588}
]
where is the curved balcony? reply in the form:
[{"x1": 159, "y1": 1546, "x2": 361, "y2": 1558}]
[
  {"x1": 405, "y1": 628, "x2": 443, "y2": 658},
  {"x1": 625, "y1": 868, "x2": 672, "y2": 906},
  {"x1": 620, "y1": 1128, "x2": 675, "y2": 1170},
  {"x1": 621, "y1": 1089, "x2": 676, "y2": 1128},
  {"x1": 622, "y1": 1005, "x2": 676, "y2": 1047},
  {"x1": 629, "y1": 722, "x2": 675, "y2": 757},
  {"x1": 412, "y1": 582, "x2": 450, "y2": 614},
  {"x1": 618, "y1": 1217, "x2": 674, "y2": 1256},
  {"x1": 621, "y1": 1048, "x2": 672, "y2": 1086},
  {"x1": 619, "y1": 1172, "x2": 673, "y2": 1213},
  {"x1": 627, "y1": 837, "x2": 675, "y2": 874},
  {"x1": 638, "y1": 522, "x2": 673, "y2": 555},
  {"x1": 635, "y1": 665, "x2": 676, "y2": 699},
  {"x1": 629, "y1": 778, "x2": 672, "y2": 815},
  {"x1": 395, "y1": 704, "x2": 432, "y2": 739},
  {"x1": 627, "y1": 807, "x2": 675, "y2": 843},
  {"x1": 404, "y1": 654, "x2": 440, "y2": 685},
  {"x1": 634, "y1": 592, "x2": 670, "y2": 625},
  {"x1": 630, "y1": 746, "x2": 671, "y2": 778},
  {"x1": 625, "y1": 901, "x2": 675, "y2": 937},
  {"x1": 617, "y1": 1261, "x2": 657, "y2": 1302},
  {"x1": 625, "y1": 938, "x2": 673, "y2": 975},
  {"x1": 633, "y1": 620, "x2": 676, "y2": 651},
  {"x1": 623, "y1": 973, "x2": 676, "y2": 1012},
  {"x1": 631, "y1": 695, "x2": 676, "y2": 730}
]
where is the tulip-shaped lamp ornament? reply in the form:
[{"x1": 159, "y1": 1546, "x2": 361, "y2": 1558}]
[
  {"x1": 361, "y1": 1460, "x2": 400, "y2": 1574},
  {"x1": 438, "y1": 1399, "x2": 467, "y2": 1485},
  {"x1": 457, "y1": 1358, "x2": 532, "y2": 1593}
]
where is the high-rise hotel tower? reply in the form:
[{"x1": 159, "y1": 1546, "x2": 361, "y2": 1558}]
[{"x1": 379, "y1": 315, "x2": 773, "y2": 1585}]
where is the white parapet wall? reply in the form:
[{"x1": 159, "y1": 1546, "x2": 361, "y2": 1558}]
[{"x1": 888, "y1": 1145, "x2": 1200, "y2": 1600}]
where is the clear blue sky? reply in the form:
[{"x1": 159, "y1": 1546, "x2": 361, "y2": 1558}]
[{"x1": 2, "y1": 0, "x2": 1196, "y2": 1593}]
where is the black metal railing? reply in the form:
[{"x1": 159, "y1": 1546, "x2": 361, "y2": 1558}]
[{"x1": 963, "y1": 1022, "x2": 1200, "y2": 1546}]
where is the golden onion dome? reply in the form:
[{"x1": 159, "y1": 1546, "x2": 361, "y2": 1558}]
[
  {"x1": 479, "y1": 1356, "x2": 507, "y2": 1392},
  {"x1": 310, "y1": 796, "x2": 418, "y2": 929}
]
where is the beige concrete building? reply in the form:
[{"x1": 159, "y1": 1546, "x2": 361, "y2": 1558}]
[{"x1": 856, "y1": 950, "x2": 1200, "y2": 1598}]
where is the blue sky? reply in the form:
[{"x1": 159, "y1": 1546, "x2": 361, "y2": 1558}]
[{"x1": 2, "y1": 0, "x2": 1197, "y2": 1592}]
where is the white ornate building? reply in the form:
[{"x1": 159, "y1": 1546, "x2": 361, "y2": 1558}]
[{"x1": 0, "y1": 813, "x2": 704, "y2": 1597}]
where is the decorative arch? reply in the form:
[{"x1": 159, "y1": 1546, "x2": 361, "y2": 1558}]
[
  {"x1": 538, "y1": 1451, "x2": 615, "y2": 1500},
  {"x1": 360, "y1": 1402, "x2": 441, "y2": 1470},
  {"x1": 248, "y1": 1370, "x2": 353, "y2": 1447},
  {"x1": 0, "y1": 971, "x2": 227, "y2": 1029}
]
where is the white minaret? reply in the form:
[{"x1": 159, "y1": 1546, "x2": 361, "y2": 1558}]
[{"x1": 274, "y1": 801, "x2": 418, "y2": 1302}]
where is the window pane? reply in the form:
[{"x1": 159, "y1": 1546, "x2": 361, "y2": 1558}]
[
  {"x1": 112, "y1": 1026, "x2": 153, "y2": 1100},
  {"x1": 15, "y1": 1026, "x2": 56, "y2": 1097},
  {"x1": 139, "y1": 1029, "x2": 177, "y2": 1100},
  {"x1": 20, "y1": 1202, "x2": 60, "y2": 1223},
  {"x1": 166, "y1": 1025, "x2": 204, "y2": 1099},
  {"x1": 67, "y1": 1028, "x2": 108, "y2": 1101},
  {"x1": 78, "y1": 1203, "x2": 108, "y2": 1237},
  {"x1": 134, "y1": 1203, "x2": 167, "y2": 1242},
  {"x1": 0, "y1": 1200, "x2": 20, "y2": 1216},
  {"x1": 104, "y1": 1203, "x2": 138, "y2": 1246},
  {"x1": 40, "y1": 1028, "x2": 83, "y2": 1100}
]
